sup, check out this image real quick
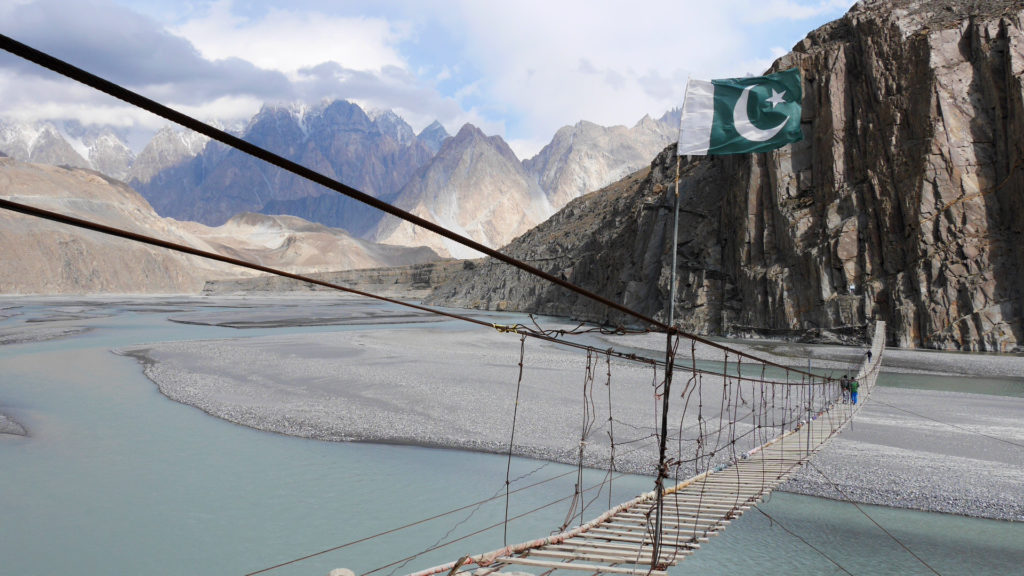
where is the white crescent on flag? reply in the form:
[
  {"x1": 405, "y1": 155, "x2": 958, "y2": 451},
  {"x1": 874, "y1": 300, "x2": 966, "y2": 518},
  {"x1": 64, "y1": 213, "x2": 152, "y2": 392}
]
[{"x1": 733, "y1": 85, "x2": 788, "y2": 142}]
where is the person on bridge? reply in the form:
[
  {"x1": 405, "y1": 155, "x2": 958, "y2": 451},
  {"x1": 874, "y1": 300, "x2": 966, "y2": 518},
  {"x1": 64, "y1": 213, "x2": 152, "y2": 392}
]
[
  {"x1": 866, "y1": 350, "x2": 873, "y2": 362},
  {"x1": 840, "y1": 375, "x2": 851, "y2": 403},
  {"x1": 850, "y1": 378, "x2": 860, "y2": 405}
]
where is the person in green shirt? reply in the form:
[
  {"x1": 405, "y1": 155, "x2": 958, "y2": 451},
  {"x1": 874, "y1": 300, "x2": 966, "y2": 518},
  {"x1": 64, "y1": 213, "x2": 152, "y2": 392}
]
[{"x1": 850, "y1": 379, "x2": 860, "y2": 404}]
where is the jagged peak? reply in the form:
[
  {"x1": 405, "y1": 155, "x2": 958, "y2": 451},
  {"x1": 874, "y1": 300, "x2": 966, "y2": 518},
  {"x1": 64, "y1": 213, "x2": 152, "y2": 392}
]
[
  {"x1": 452, "y1": 123, "x2": 485, "y2": 140},
  {"x1": 440, "y1": 123, "x2": 520, "y2": 162},
  {"x1": 245, "y1": 102, "x2": 303, "y2": 135},
  {"x1": 366, "y1": 108, "x2": 401, "y2": 122},
  {"x1": 658, "y1": 107, "x2": 681, "y2": 127},
  {"x1": 418, "y1": 120, "x2": 449, "y2": 139},
  {"x1": 367, "y1": 108, "x2": 416, "y2": 144},
  {"x1": 417, "y1": 120, "x2": 450, "y2": 154},
  {"x1": 634, "y1": 114, "x2": 656, "y2": 128},
  {"x1": 248, "y1": 99, "x2": 339, "y2": 137},
  {"x1": 145, "y1": 125, "x2": 209, "y2": 155}
]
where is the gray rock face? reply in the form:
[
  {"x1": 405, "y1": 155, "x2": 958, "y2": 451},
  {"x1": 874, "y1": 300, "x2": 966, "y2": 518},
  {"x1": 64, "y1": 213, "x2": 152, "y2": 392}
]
[
  {"x1": 0, "y1": 122, "x2": 90, "y2": 170},
  {"x1": 429, "y1": 0, "x2": 1024, "y2": 352},
  {"x1": 373, "y1": 124, "x2": 552, "y2": 258},
  {"x1": 60, "y1": 121, "x2": 135, "y2": 181},
  {"x1": 128, "y1": 126, "x2": 208, "y2": 184},
  {"x1": 416, "y1": 120, "x2": 451, "y2": 154},
  {"x1": 131, "y1": 100, "x2": 436, "y2": 236},
  {"x1": 425, "y1": 162, "x2": 673, "y2": 326},
  {"x1": 0, "y1": 121, "x2": 136, "y2": 180},
  {"x1": 524, "y1": 111, "x2": 678, "y2": 210}
]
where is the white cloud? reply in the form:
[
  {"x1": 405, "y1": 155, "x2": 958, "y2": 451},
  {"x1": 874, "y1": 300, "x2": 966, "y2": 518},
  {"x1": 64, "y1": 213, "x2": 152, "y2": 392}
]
[
  {"x1": 170, "y1": 94, "x2": 264, "y2": 126},
  {"x1": 439, "y1": 1, "x2": 743, "y2": 155},
  {"x1": 742, "y1": 0, "x2": 858, "y2": 23},
  {"x1": 172, "y1": 1, "x2": 409, "y2": 77},
  {"x1": 0, "y1": 0, "x2": 856, "y2": 159},
  {"x1": 420, "y1": 0, "x2": 856, "y2": 157}
]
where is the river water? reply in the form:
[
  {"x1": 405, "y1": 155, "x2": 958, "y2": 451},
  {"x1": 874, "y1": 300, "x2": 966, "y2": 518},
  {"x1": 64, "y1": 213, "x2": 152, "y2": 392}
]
[{"x1": 1, "y1": 300, "x2": 1021, "y2": 576}]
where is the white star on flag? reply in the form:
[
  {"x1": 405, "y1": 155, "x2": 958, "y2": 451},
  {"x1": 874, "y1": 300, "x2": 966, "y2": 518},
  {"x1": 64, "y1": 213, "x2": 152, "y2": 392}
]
[{"x1": 766, "y1": 89, "x2": 787, "y2": 108}]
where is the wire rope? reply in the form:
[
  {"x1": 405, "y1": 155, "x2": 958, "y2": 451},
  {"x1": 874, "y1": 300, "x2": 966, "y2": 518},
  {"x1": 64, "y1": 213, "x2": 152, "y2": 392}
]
[
  {"x1": 753, "y1": 506, "x2": 855, "y2": 576},
  {"x1": 808, "y1": 461, "x2": 944, "y2": 576}
]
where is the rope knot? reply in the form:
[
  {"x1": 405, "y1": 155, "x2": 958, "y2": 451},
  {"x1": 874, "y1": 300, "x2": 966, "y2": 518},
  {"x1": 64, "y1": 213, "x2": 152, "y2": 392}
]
[{"x1": 492, "y1": 323, "x2": 521, "y2": 334}]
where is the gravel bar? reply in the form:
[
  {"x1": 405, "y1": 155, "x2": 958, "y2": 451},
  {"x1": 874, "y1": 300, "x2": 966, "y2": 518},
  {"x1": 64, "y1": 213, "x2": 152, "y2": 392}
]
[{"x1": 116, "y1": 320, "x2": 1024, "y2": 522}]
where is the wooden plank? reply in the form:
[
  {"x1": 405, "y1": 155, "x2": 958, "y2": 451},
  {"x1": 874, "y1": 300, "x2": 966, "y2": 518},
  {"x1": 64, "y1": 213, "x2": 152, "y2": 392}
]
[
  {"x1": 613, "y1": 513, "x2": 733, "y2": 528},
  {"x1": 691, "y1": 476, "x2": 780, "y2": 484},
  {"x1": 614, "y1": 508, "x2": 737, "y2": 521},
  {"x1": 675, "y1": 485, "x2": 761, "y2": 493},
  {"x1": 528, "y1": 548, "x2": 684, "y2": 566},
  {"x1": 495, "y1": 556, "x2": 668, "y2": 576},
  {"x1": 616, "y1": 509, "x2": 737, "y2": 521},
  {"x1": 574, "y1": 528, "x2": 709, "y2": 545},
  {"x1": 528, "y1": 548, "x2": 660, "y2": 565},
  {"x1": 589, "y1": 525, "x2": 720, "y2": 542},
  {"x1": 607, "y1": 512, "x2": 729, "y2": 527},
  {"x1": 694, "y1": 475, "x2": 788, "y2": 483},
  {"x1": 638, "y1": 499, "x2": 743, "y2": 510},
  {"x1": 557, "y1": 537, "x2": 699, "y2": 554},
  {"x1": 547, "y1": 541, "x2": 657, "y2": 557}
]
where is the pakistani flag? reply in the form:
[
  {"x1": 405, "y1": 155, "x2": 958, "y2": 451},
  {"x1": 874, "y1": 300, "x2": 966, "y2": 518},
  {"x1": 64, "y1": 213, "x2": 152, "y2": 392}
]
[{"x1": 677, "y1": 68, "x2": 803, "y2": 156}]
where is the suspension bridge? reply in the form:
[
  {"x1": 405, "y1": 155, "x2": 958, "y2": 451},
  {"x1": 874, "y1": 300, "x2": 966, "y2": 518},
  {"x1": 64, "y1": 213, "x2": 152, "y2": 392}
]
[
  {"x1": 0, "y1": 34, "x2": 902, "y2": 576},
  {"x1": 403, "y1": 322, "x2": 885, "y2": 576}
]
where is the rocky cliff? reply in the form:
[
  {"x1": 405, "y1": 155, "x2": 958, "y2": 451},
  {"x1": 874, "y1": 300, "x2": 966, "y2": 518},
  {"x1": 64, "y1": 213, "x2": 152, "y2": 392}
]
[
  {"x1": 131, "y1": 100, "x2": 439, "y2": 236},
  {"x1": 128, "y1": 126, "x2": 209, "y2": 184},
  {"x1": 373, "y1": 124, "x2": 553, "y2": 258},
  {"x1": 428, "y1": 0, "x2": 1024, "y2": 352},
  {"x1": 0, "y1": 120, "x2": 136, "y2": 181},
  {"x1": 524, "y1": 111, "x2": 678, "y2": 209}
]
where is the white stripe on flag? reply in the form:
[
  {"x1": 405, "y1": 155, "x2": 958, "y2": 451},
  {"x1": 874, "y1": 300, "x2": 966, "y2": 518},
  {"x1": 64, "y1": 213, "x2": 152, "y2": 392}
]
[{"x1": 677, "y1": 79, "x2": 715, "y2": 156}]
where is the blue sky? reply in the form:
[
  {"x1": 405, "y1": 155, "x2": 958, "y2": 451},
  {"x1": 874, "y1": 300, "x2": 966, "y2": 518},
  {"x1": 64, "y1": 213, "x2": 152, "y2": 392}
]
[{"x1": 0, "y1": 0, "x2": 856, "y2": 158}]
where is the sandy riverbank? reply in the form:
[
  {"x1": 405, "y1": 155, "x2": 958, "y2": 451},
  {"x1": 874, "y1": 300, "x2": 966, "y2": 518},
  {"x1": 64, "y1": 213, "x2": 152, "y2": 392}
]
[{"x1": 112, "y1": 311, "x2": 1024, "y2": 522}]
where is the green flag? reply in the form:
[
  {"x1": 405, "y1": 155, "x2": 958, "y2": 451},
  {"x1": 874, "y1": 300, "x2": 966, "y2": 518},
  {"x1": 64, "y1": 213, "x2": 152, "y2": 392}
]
[{"x1": 678, "y1": 68, "x2": 803, "y2": 155}]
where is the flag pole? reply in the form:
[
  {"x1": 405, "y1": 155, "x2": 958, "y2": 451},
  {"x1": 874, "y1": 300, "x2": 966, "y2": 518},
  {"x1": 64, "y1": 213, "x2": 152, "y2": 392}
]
[
  {"x1": 669, "y1": 156, "x2": 682, "y2": 327},
  {"x1": 652, "y1": 149, "x2": 683, "y2": 568},
  {"x1": 652, "y1": 68, "x2": 803, "y2": 566}
]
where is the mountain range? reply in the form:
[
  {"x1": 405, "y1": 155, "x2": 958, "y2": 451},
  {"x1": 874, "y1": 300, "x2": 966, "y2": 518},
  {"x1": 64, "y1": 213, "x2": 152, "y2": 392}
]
[{"x1": 0, "y1": 101, "x2": 679, "y2": 257}]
